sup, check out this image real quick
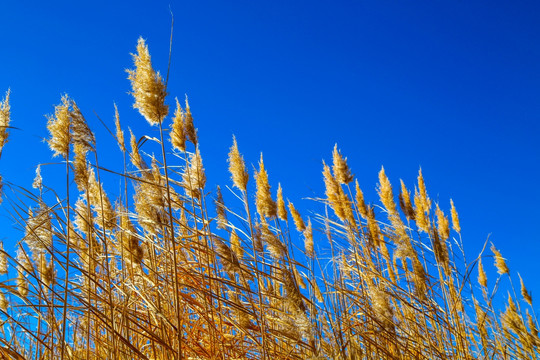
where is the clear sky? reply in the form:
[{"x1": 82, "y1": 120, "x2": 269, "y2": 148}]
[{"x1": 1, "y1": 1, "x2": 539, "y2": 308}]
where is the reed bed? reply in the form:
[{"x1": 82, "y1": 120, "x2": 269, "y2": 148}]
[{"x1": 0, "y1": 37, "x2": 537, "y2": 360}]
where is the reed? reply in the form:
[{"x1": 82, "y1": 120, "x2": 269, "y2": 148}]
[{"x1": 0, "y1": 37, "x2": 537, "y2": 360}]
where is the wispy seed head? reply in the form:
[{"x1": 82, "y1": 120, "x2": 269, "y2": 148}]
[
  {"x1": 129, "y1": 128, "x2": 146, "y2": 170},
  {"x1": 417, "y1": 169, "x2": 431, "y2": 215},
  {"x1": 214, "y1": 186, "x2": 227, "y2": 230},
  {"x1": 399, "y1": 180, "x2": 415, "y2": 220},
  {"x1": 478, "y1": 258, "x2": 488, "y2": 287},
  {"x1": 228, "y1": 136, "x2": 249, "y2": 191},
  {"x1": 182, "y1": 147, "x2": 206, "y2": 199},
  {"x1": 230, "y1": 229, "x2": 243, "y2": 260},
  {"x1": 70, "y1": 100, "x2": 95, "y2": 152},
  {"x1": 377, "y1": 167, "x2": 397, "y2": 216},
  {"x1": 0, "y1": 89, "x2": 11, "y2": 157},
  {"x1": 0, "y1": 242, "x2": 7, "y2": 275},
  {"x1": 435, "y1": 204, "x2": 450, "y2": 241},
  {"x1": 32, "y1": 165, "x2": 43, "y2": 191},
  {"x1": 127, "y1": 37, "x2": 168, "y2": 125},
  {"x1": 46, "y1": 95, "x2": 71, "y2": 158},
  {"x1": 323, "y1": 161, "x2": 346, "y2": 221},
  {"x1": 276, "y1": 183, "x2": 288, "y2": 221},
  {"x1": 184, "y1": 96, "x2": 197, "y2": 146},
  {"x1": 288, "y1": 201, "x2": 306, "y2": 232},
  {"x1": 332, "y1": 144, "x2": 353, "y2": 184},
  {"x1": 255, "y1": 154, "x2": 277, "y2": 219},
  {"x1": 355, "y1": 180, "x2": 368, "y2": 219},
  {"x1": 519, "y1": 274, "x2": 532, "y2": 306},
  {"x1": 450, "y1": 199, "x2": 461, "y2": 233},
  {"x1": 114, "y1": 104, "x2": 126, "y2": 153},
  {"x1": 170, "y1": 97, "x2": 186, "y2": 152},
  {"x1": 304, "y1": 219, "x2": 314, "y2": 258},
  {"x1": 413, "y1": 187, "x2": 430, "y2": 233},
  {"x1": 491, "y1": 245, "x2": 510, "y2": 276}
]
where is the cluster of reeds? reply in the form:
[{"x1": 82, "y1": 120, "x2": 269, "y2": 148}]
[{"x1": 0, "y1": 38, "x2": 537, "y2": 359}]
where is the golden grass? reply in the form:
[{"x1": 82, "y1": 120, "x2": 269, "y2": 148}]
[{"x1": 0, "y1": 37, "x2": 537, "y2": 360}]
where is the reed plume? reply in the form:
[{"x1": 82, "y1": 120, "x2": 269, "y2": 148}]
[
  {"x1": 0, "y1": 35, "x2": 535, "y2": 360},
  {"x1": 46, "y1": 95, "x2": 71, "y2": 158},
  {"x1": 228, "y1": 136, "x2": 249, "y2": 191},
  {"x1": 170, "y1": 97, "x2": 186, "y2": 152},
  {"x1": 255, "y1": 154, "x2": 277, "y2": 219},
  {"x1": 127, "y1": 37, "x2": 168, "y2": 125},
  {"x1": 332, "y1": 144, "x2": 354, "y2": 184},
  {"x1": 492, "y1": 244, "x2": 510, "y2": 275},
  {"x1": 114, "y1": 103, "x2": 126, "y2": 153},
  {"x1": 0, "y1": 89, "x2": 11, "y2": 157}
]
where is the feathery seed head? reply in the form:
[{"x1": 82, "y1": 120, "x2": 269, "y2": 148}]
[
  {"x1": 133, "y1": 183, "x2": 161, "y2": 234},
  {"x1": 413, "y1": 187, "x2": 429, "y2": 233},
  {"x1": 0, "y1": 292, "x2": 7, "y2": 312},
  {"x1": 369, "y1": 286, "x2": 395, "y2": 330},
  {"x1": 16, "y1": 248, "x2": 31, "y2": 298},
  {"x1": 32, "y1": 165, "x2": 43, "y2": 191},
  {"x1": 304, "y1": 219, "x2": 314, "y2": 258},
  {"x1": 519, "y1": 274, "x2": 533, "y2": 306},
  {"x1": 182, "y1": 147, "x2": 206, "y2": 199},
  {"x1": 323, "y1": 161, "x2": 347, "y2": 221},
  {"x1": 114, "y1": 104, "x2": 125, "y2": 153},
  {"x1": 255, "y1": 154, "x2": 277, "y2": 218},
  {"x1": 501, "y1": 295, "x2": 524, "y2": 335},
  {"x1": 46, "y1": 95, "x2": 71, "y2": 158},
  {"x1": 478, "y1": 258, "x2": 488, "y2": 287},
  {"x1": 215, "y1": 236, "x2": 241, "y2": 275},
  {"x1": 127, "y1": 37, "x2": 168, "y2": 125},
  {"x1": 74, "y1": 198, "x2": 92, "y2": 235},
  {"x1": 277, "y1": 183, "x2": 288, "y2": 221},
  {"x1": 313, "y1": 279, "x2": 324, "y2": 303},
  {"x1": 332, "y1": 144, "x2": 354, "y2": 184},
  {"x1": 417, "y1": 169, "x2": 431, "y2": 214},
  {"x1": 38, "y1": 255, "x2": 55, "y2": 290},
  {"x1": 118, "y1": 206, "x2": 144, "y2": 265},
  {"x1": 377, "y1": 167, "x2": 397, "y2": 216},
  {"x1": 354, "y1": 180, "x2": 368, "y2": 219},
  {"x1": 70, "y1": 100, "x2": 95, "y2": 152},
  {"x1": 88, "y1": 171, "x2": 117, "y2": 231},
  {"x1": 230, "y1": 229, "x2": 243, "y2": 260},
  {"x1": 0, "y1": 89, "x2": 11, "y2": 156},
  {"x1": 73, "y1": 143, "x2": 90, "y2": 192},
  {"x1": 527, "y1": 311, "x2": 538, "y2": 339},
  {"x1": 491, "y1": 245, "x2": 510, "y2": 276},
  {"x1": 399, "y1": 180, "x2": 415, "y2": 220},
  {"x1": 129, "y1": 128, "x2": 146, "y2": 170},
  {"x1": 16, "y1": 247, "x2": 33, "y2": 273},
  {"x1": 412, "y1": 256, "x2": 427, "y2": 301},
  {"x1": 432, "y1": 225, "x2": 449, "y2": 273},
  {"x1": 16, "y1": 268, "x2": 28, "y2": 299},
  {"x1": 24, "y1": 204, "x2": 53, "y2": 255},
  {"x1": 288, "y1": 200, "x2": 306, "y2": 232},
  {"x1": 184, "y1": 96, "x2": 198, "y2": 146},
  {"x1": 260, "y1": 220, "x2": 285, "y2": 259},
  {"x1": 228, "y1": 136, "x2": 249, "y2": 191},
  {"x1": 435, "y1": 204, "x2": 450, "y2": 240},
  {"x1": 214, "y1": 186, "x2": 227, "y2": 230},
  {"x1": 170, "y1": 97, "x2": 186, "y2": 152},
  {"x1": 367, "y1": 206, "x2": 382, "y2": 248},
  {"x1": 0, "y1": 242, "x2": 7, "y2": 275},
  {"x1": 450, "y1": 199, "x2": 461, "y2": 233},
  {"x1": 293, "y1": 266, "x2": 306, "y2": 290}
]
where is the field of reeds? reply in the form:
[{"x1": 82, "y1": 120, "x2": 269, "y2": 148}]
[{"x1": 0, "y1": 37, "x2": 537, "y2": 360}]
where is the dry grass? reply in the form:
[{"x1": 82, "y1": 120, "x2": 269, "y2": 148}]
[{"x1": 0, "y1": 37, "x2": 537, "y2": 360}]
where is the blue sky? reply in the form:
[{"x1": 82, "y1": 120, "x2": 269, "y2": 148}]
[{"x1": 1, "y1": 1, "x2": 539, "y2": 308}]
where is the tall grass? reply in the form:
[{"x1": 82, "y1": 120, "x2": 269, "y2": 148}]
[{"x1": 0, "y1": 37, "x2": 537, "y2": 359}]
